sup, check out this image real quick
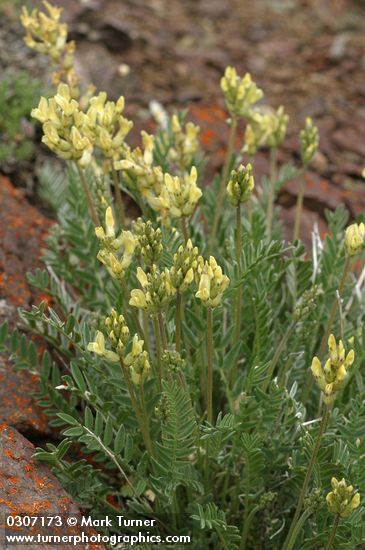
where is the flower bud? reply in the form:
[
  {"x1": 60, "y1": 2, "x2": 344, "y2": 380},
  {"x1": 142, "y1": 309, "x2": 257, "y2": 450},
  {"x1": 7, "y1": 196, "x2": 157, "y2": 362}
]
[
  {"x1": 226, "y1": 163, "x2": 254, "y2": 206},
  {"x1": 344, "y1": 223, "x2": 365, "y2": 256}
]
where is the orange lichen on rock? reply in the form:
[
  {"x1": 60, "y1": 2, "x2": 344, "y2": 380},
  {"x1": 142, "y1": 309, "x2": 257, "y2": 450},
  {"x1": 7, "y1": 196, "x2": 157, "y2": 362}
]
[{"x1": 0, "y1": 425, "x2": 106, "y2": 549}]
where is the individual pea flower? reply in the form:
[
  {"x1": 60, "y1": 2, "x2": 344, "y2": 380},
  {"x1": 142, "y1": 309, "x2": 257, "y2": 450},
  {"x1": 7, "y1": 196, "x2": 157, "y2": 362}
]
[
  {"x1": 32, "y1": 83, "x2": 93, "y2": 167},
  {"x1": 163, "y1": 166, "x2": 202, "y2": 219},
  {"x1": 195, "y1": 256, "x2": 230, "y2": 308},
  {"x1": 95, "y1": 207, "x2": 136, "y2": 280},
  {"x1": 170, "y1": 239, "x2": 199, "y2": 293},
  {"x1": 114, "y1": 131, "x2": 165, "y2": 211},
  {"x1": 300, "y1": 117, "x2": 319, "y2": 166},
  {"x1": 220, "y1": 67, "x2": 263, "y2": 117},
  {"x1": 132, "y1": 219, "x2": 163, "y2": 267},
  {"x1": 87, "y1": 331, "x2": 119, "y2": 363},
  {"x1": 104, "y1": 309, "x2": 130, "y2": 357},
  {"x1": 226, "y1": 163, "x2": 254, "y2": 206},
  {"x1": 84, "y1": 92, "x2": 133, "y2": 159},
  {"x1": 326, "y1": 477, "x2": 360, "y2": 518},
  {"x1": 168, "y1": 115, "x2": 200, "y2": 171},
  {"x1": 149, "y1": 100, "x2": 169, "y2": 130},
  {"x1": 242, "y1": 106, "x2": 288, "y2": 155},
  {"x1": 129, "y1": 265, "x2": 176, "y2": 315},
  {"x1": 21, "y1": 2, "x2": 79, "y2": 96},
  {"x1": 344, "y1": 222, "x2": 365, "y2": 256},
  {"x1": 124, "y1": 335, "x2": 151, "y2": 386},
  {"x1": 311, "y1": 334, "x2": 354, "y2": 404}
]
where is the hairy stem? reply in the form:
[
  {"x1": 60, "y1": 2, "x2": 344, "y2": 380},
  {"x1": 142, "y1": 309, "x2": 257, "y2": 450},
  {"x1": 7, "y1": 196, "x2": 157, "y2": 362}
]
[
  {"x1": 266, "y1": 147, "x2": 277, "y2": 240},
  {"x1": 302, "y1": 257, "x2": 352, "y2": 404},
  {"x1": 76, "y1": 164, "x2": 100, "y2": 227},
  {"x1": 112, "y1": 166, "x2": 126, "y2": 228},
  {"x1": 153, "y1": 316, "x2": 163, "y2": 392},
  {"x1": 325, "y1": 513, "x2": 340, "y2": 550},
  {"x1": 120, "y1": 359, "x2": 153, "y2": 455},
  {"x1": 318, "y1": 256, "x2": 352, "y2": 358},
  {"x1": 231, "y1": 203, "x2": 242, "y2": 385},
  {"x1": 207, "y1": 307, "x2": 214, "y2": 424},
  {"x1": 181, "y1": 217, "x2": 189, "y2": 242},
  {"x1": 209, "y1": 115, "x2": 238, "y2": 249},
  {"x1": 262, "y1": 321, "x2": 296, "y2": 392},
  {"x1": 293, "y1": 171, "x2": 305, "y2": 242},
  {"x1": 158, "y1": 311, "x2": 168, "y2": 350},
  {"x1": 175, "y1": 291, "x2": 182, "y2": 353},
  {"x1": 240, "y1": 504, "x2": 262, "y2": 550},
  {"x1": 283, "y1": 404, "x2": 330, "y2": 549},
  {"x1": 284, "y1": 508, "x2": 312, "y2": 550}
]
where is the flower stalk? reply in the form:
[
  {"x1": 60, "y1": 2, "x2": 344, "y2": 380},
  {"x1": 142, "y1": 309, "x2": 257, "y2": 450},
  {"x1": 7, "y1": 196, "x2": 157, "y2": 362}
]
[
  {"x1": 292, "y1": 171, "x2": 305, "y2": 242},
  {"x1": 266, "y1": 147, "x2": 277, "y2": 239},
  {"x1": 175, "y1": 291, "x2": 182, "y2": 353},
  {"x1": 209, "y1": 115, "x2": 238, "y2": 249},
  {"x1": 120, "y1": 358, "x2": 153, "y2": 455},
  {"x1": 76, "y1": 164, "x2": 100, "y2": 227},
  {"x1": 111, "y1": 165, "x2": 126, "y2": 227},
  {"x1": 325, "y1": 513, "x2": 340, "y2": 550},
  {"x1": 283, "y1": 404, "x2": 330, "y2": 549},
  {"x1": 207, "y1": 307, "x2": 214, "y2": 424}
]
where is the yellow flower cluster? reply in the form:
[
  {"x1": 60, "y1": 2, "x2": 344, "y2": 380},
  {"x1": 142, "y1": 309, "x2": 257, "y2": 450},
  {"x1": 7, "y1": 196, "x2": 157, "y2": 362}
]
[
  {"x1": 168, "y1": 115, "x2": 200, "y2": 171},
  {"x1": 132, "y1": 219, "x2": 163, "y2": 267},
  {"x1": 21, "y1": 1, "x2": 78, "y2": 96},
  {"x1": 129, "y1": 266, "x2": 176, "y2": 315},
  {"x1": 95, "y1": 207, "x2": 136, "y2": 280},
  {"x1": 104, "y1": 309, "x2": 130, "y2": 357},
  {"x1": 32, "y1": 84, "x2": 92, "y2": 166},
  {"x1": 311, "y1": 334, "x2": 354, "y2": 404},
  {"x1": 326, "y1": 477, "x2": 360, "y2": 518},
  {"x1": 344, "y1": 223, "x2": 365, "y2": 257},
  {"x1": 115, "y1": 135, "x2": 202, "y2": 220},
  {"x1": 221, "y1": 67, "x2": 263, "y2": 117},
  {"x1": 162, "y1": 167, "x2": 202, "y2": 219},
  {"x1": 88, "y1": 311, "x2": 150, "y2": 386},
  {"x1": 227, "y1": 163, "x2": 254, "y2": 206},
  {"x1": 84, "y1": 93, "x2": 133, "y2": 159},
  {"x1": 195, "y1": 256, "x2": 230, "y2": 308},
  {"x1": 243, "y1": 106, "x2": 289, "y2": 155},
  {"x1": 300, "y1": 117, "x2": 319, "y2": 166},
  {"x1": 114, "y1": 131, "x2": 164, "y2": 211},
  {"x1": 32, "y1": 84, "x2": 133, "y2": 167},
  {"x1": 170, "y1": 239, "x2": 199, "y2": 293},
  {"x1": 124, "y1": 335, "x2": 151, "y2": 386}
]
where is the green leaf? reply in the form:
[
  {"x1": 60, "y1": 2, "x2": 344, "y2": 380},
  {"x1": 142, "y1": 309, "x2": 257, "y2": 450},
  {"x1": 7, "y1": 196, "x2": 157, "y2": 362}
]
[
  {"x1": 103, "y1": 416, "x2": 113, "y2": 447},
  {"x1": 57, "y1": 413, "x2": 79, "y2": 426},
  {"x1": 84, "y1": 406, "x2": 93, "y2": 430},
  {"x1": 63, "y1": 426, "x2": 84, "y2": 437},
  {"x1": 114, "y1": 425, "x2": 125, "y2": 454},
  {"x1": 70, "y1": 363, "x2": 86, "y2": 393}
]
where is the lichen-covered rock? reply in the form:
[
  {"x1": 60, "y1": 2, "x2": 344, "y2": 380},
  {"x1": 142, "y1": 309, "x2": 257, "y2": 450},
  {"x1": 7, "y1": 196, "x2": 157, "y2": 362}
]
[
  {"x1": 0, "y1": 424, "x2": 105, "y2": 550},
  {"x1": 0, "y1": 356, "x2": 50, "y2": 437}
]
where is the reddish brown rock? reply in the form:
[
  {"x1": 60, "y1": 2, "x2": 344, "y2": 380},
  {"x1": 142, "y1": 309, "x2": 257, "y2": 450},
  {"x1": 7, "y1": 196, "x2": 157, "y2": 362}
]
[
  {"x1": 0, "y1": 176, "x2": 53, "y2": 436},
  {"x1": 0, "y1": 424, "x2": 105, "y2": 549},
  {"x1": 0, "y1": 175, "x2": 52, "y2": 312},
  {"x1": 0, "y1": 355, "x2": 50, "y2": 437}
]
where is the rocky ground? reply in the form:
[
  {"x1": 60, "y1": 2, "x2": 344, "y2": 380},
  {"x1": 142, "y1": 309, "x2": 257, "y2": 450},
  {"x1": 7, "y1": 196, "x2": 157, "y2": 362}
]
[{"x1": 1, "y1": 0, "x2": 365, "y2": 546}]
